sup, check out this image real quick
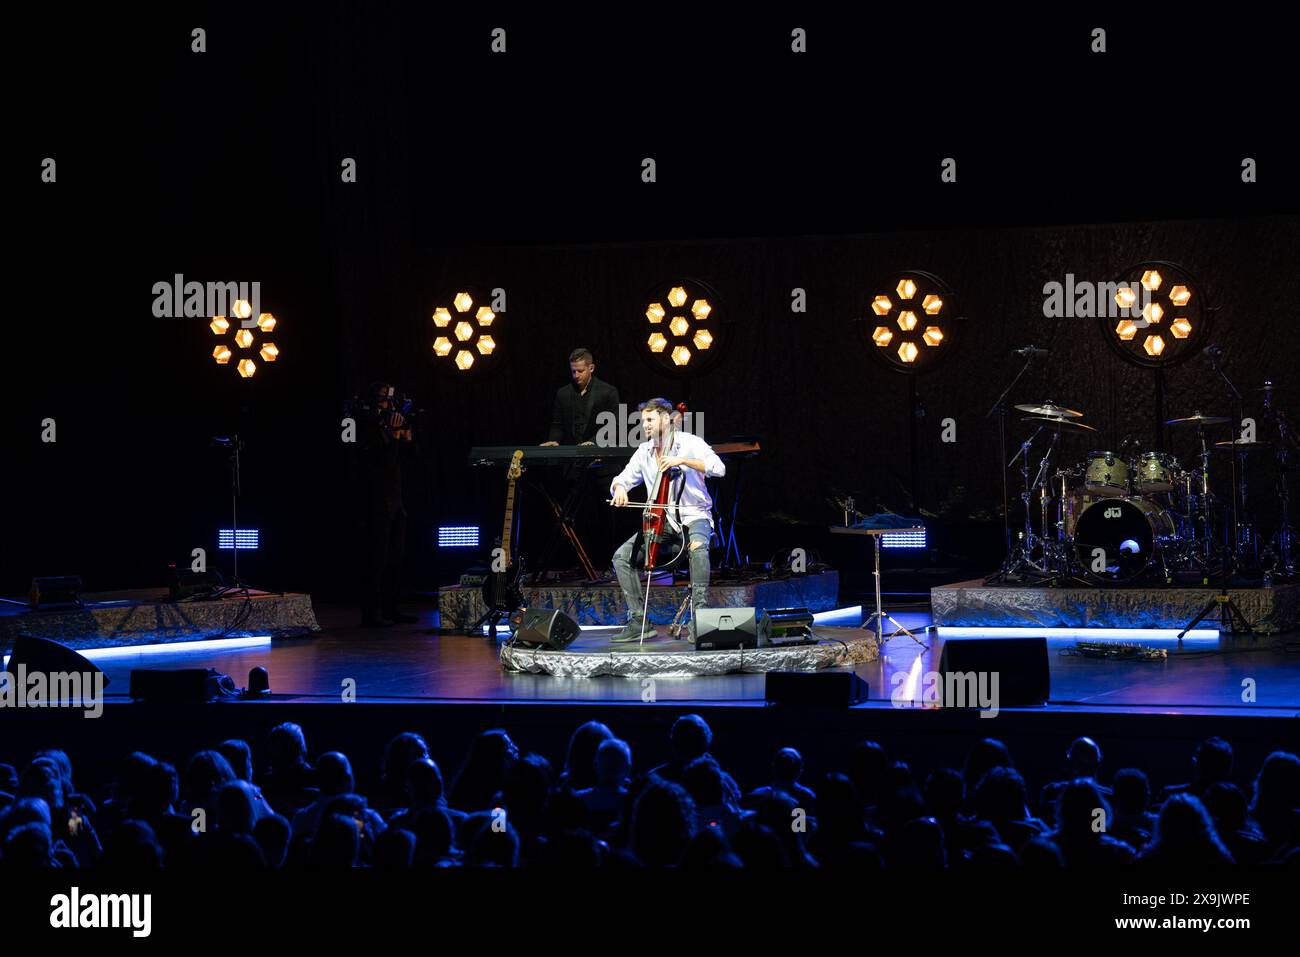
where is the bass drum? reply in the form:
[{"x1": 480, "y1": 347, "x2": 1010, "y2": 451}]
[{"x1": 1073, "y1": 497, "x2": 1177, "y2": 582}]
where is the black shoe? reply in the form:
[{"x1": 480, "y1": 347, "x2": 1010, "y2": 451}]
[
  {"x1": 361, "y1": 615, "x2": 396, "y2": 628},
  {"x1": 384, "y1": 611, "x2": 420, "y2": 624}
]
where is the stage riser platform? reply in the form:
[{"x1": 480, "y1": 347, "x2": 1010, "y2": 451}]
[
  {"x1": 932, "y1": 579, "x2": 1299, "y2": 631},
  {"x1": 0, "y1": 590, "x2": 320, "y2": 651},
  {"x1": 438, "y1": 571, "x2": 839, "y2": 630}
]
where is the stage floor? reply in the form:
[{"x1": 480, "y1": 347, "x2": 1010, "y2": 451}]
[{"x1": 64, "y1": 601, "x2": 1300, "y2": 715}]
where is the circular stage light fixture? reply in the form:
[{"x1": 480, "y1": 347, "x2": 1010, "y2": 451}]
[
  {"x1": 1101, "y1": 261, "x2": 1210, "y2": 369},
  {"x1": 431, "y1": 290, "x2": 501, "y2": 373},
  {"x1": 209, "y1": 300, "x2": 281, "y2": 378},
  {"x1": 636, "y1": 278, "x2": 727, "y2": 378},
  {"x1": 859, "y1": 270, "x2": 958, "y2": 375}
]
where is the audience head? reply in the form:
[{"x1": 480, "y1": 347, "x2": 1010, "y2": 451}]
[
  {"x1": 267, "y1": 723, "x2": 310, "y2": 771},
  {"x1": 631, "y1": 779, "x2": 695, "y2": 866},
  {"x1": 182, "y1": 750, "x2": 237, "y2": 807},
  {"x1": 102, "y1": 819, "x2": 163, "y2": 868},
  {"x1": 463, "y1": 810, "x2": 521, "y2": 867},
  {"x1": 253, "y1": 814, "x2": 291, "y2": 867},
  {"x1": 1067, "y1": 737, "x2": 1102, "y2": 778},
  {"x1": 18, "y1": 761, "x2": 62, "y2": 809},
  {"x1": 216, "y1": 780, "x2": 262, "y2": 834},
  {"x1": 1054, "y1": 778, "x2": 1112, "y2": 839},
  {"x1": 317, "y1": 752, "x2": 355, "y2": 797},
  {"x1": 1111, "y1": 768, "x2": 1150, "y2": 815},
  {"x1": 381, "y1": 732, "x2": 430, "y2": 793},
  {"x1": 1146, "y1": 793, "x2": 1233, "y2": 865},
  {"x1": 772, "y1": 748, "x2": 803, "y2": 786},
  {"x1": 310, "y1": 813, "x2": 360, "y2": 867},
  {"x1": 217, "y1": 740, "x2": 254, "y2": 782},
  {"x1": 563, "y1": 721, "x2": 614, "y2": 790},
  {"x1": 682, "y1": 756, "x2": 726, "y2": 808},
  {"x1": 593, "y1": 738, "x2": 632, "y2": 789},
  {"x1": 34, "y1": 750, "x2": 75, "y2": 795},
  {"x1": 669, "y1": 715, "x2": 713, "y2": 764},
  {"x1": 974, "y1": 766, "x2": 1030, "y2": 824},
  {"x1": 963, "y1": 738, "x2": 1013, "y2": 796},
  {"x1": 924, "y1": 768, "x2": 965, "y2": 820},
  {"x1": 406, "y1": 757, "x2": 446, "y2": 806},
  {"x1": 1194, "y1": 737, "x2": 1235, "y2": 786}
]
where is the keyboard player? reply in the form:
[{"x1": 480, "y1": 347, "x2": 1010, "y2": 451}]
[
  {"x1": 537, "y1": 347, "x2": 621, "y2": 575},
  {"x1": 540, "y1": 347, "x2": 621, "y2": 448}
]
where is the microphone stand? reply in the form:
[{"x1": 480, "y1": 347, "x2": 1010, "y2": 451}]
[{"x1": 985, "y1": 350, "x2": 1041, "y2": 583}]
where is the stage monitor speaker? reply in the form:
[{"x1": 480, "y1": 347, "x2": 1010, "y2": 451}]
[
  {"x1": 129, "y1": 668, "x2": 232, "y2": 702},
  {"x1": 168, "y1": 566, "x2": 224, "y2": 601},
  {"x1": 695, "y1": 607, "x2": 764, "y2": 650},
  {"x1": 510, "y1": 608, "x2": 580, "y2": 650},
  {"x1": 6, "y1": 635, "x2": 109, "y2": 688},
  {"x1": 765, "y1": 669, "x2": 868, "y2": 706},
  {"x1": 28, "y1": 576, "x2": 83, "y2": 609},
  {"x1": 937, "y1": 636, "x2": 1050, "y2": 707}
]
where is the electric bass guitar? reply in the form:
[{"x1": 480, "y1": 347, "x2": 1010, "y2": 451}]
[{"x1": 481, "y1": 450, "x2": 526, "y2": 613}]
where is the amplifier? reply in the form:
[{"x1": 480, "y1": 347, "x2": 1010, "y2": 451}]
[{"x1": 761, "y1": 607, "x2": 815, "y2": 646}]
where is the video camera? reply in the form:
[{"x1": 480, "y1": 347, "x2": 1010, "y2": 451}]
[{"x1": 343, "y1": 384, "x2": 423, "y2": 434}]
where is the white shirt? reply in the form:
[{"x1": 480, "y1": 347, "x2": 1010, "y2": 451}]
[{"x1": 610, "y1": 431, "x2": 725, "y2": 532}]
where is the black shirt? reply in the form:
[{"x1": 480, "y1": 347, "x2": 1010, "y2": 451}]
[{"x1": 548, "y1": 376, "x2": 621, "y2": 445}]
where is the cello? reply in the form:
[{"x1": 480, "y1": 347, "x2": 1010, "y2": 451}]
[{"x1": 632, "y1": 402, "x2": 691, "y2": 643}]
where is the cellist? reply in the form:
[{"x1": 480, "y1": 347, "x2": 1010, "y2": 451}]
[{"x1": 608, "y1": 398, "x2": 725, "y2": 643}]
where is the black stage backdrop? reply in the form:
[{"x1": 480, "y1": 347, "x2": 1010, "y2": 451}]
[{"x1": 5, "y1": 5, "x2": 1299, "y2": 600}]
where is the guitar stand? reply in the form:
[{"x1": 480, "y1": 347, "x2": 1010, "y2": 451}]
[
  {"x1": 471, "y1": 606, "x2": 515, "y2": 642},
  {"x1": 667, "y1": 591, "x2": 693, "y2": 641}
]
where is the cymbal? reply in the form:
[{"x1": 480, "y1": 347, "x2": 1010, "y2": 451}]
[
  {"x1": 1214, "y1": 439, "x2": 1273, "y2": 453},
  {"x1": 1014, "y1": 401, "x2": 1084, "y2": 418},
  {"x1": 1021, "y1": 415, "x2": 1097, "y2": 433},
  {"x1": 1166, "y1": 412, "x2": 1231, "y2": 427}
]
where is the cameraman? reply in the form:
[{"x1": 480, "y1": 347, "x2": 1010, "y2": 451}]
[{"x1": 354, "y1": 381, "x2": 419, "y2": 626}]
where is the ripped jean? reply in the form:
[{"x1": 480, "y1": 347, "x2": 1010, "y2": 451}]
[{"x1": 613, "y1": 518, "x2": 711, "y2": 623}]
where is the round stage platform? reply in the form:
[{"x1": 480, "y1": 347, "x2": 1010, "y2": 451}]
[{"x1": 499, "y1": 624, "x2": 880, "y2": 678}]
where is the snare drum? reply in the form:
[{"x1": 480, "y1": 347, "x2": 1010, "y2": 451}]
[
  {"x1": 1083, "y1": 451, "x2": 1129, "y2": 497},
  {"x1": 1133, "y1": 451, "x2": 1179, "y2": 494}
]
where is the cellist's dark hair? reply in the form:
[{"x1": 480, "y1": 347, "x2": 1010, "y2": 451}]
[{"x1": 637, "y1": 397, "x2": 675, "y2": 416}]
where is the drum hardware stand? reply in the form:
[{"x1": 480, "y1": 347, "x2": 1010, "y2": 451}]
[
  {"x1": 1260, "y1": 383, "x2": 1297, "y2": 579},
  {"x1": 985, "y1": 349, "x2": 1043, "y2": 581},
  {"x1": 989, "y1": 425, "x2": 1052, "y2": 581},
  {"x1": 1179, "y1": 352, "x2": 1254, "y2": 640}
]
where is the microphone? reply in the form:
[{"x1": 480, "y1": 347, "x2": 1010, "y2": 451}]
[{"x1": 1015, "y1": 346, "x2": 1049, "y2": 359}]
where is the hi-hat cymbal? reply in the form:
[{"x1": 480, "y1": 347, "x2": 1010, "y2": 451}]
[
  {"x1": 1214, "y1": 439, "x2": 1273, "y2": 453},
  {"x1": 1014, "y1": 401, "x2": 1084, "y2": 418},
  {"x1": 1166, "y1": 412, "x2": 1231, "y2": 427},
  {"x1": 1022, "y1": 415, "x2": 1097, "y2": 433}
]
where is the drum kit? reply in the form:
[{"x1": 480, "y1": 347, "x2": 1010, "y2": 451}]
[{"x1": 991, "y1": 389, "x2": 1299, "y2": 587}]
